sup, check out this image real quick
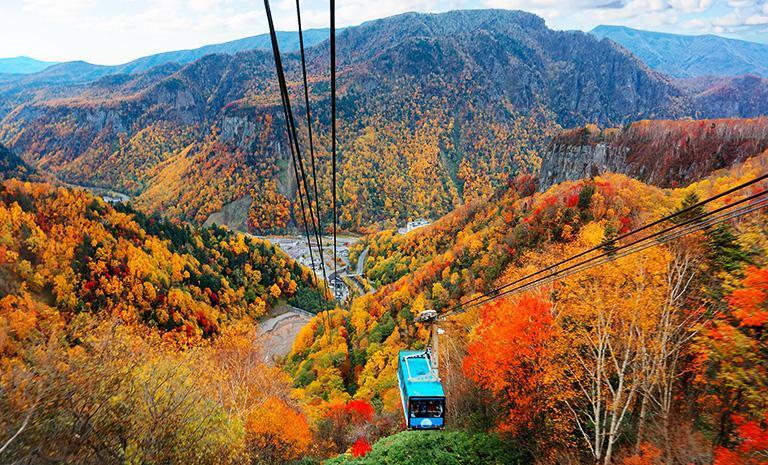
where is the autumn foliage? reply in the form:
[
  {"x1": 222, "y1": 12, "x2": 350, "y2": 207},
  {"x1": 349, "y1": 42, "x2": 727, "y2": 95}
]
[
  {"x1": 463, "y1": 295, "x2": 560, "y2": 436},
  {"x1": 246, "y1": 397, "x2": 313, "y2": 464}
]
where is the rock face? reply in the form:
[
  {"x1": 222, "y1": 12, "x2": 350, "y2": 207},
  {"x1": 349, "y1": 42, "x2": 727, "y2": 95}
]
[
  {"x1": 539, "y1": 117, "x2": 768, "y2": 190},
  {"x1": 539, "y1": 141, "x2": 629, "y2": 190}
]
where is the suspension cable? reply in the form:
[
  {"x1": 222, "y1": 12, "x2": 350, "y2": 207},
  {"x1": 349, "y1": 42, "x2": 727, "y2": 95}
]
[
  {"x1": 445, "y1": 172, "x2": 768, "y2": 314},
  {"x1": 264, "y1": 0, "x2": 332, "y2": 326},
  {"x1": 467, "y1": 191, "x2": 768, "y2": 308},
  {"x1": 456, "y1": 193, "x2": 768, "y2": 314},
  {"x1": 330, "y1": 0, "x2": 338, "y2": 288},
  {"x1": 441, "y1": 179, "x2": 768, "y2": 319},
  {"x1": 295, "y1": 0, "x2": 335, "y2": 305}
]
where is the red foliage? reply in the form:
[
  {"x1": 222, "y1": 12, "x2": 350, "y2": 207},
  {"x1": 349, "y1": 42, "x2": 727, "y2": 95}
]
[
  {"x1": 619, "y1": 216, "x2": 632, "y2": 233},
  {"x1": 728, "y1": 267, "x2": 768, "y2": 327},
  {"x1": 565, "y1": 192, "x2": 580, "y2": 208},
  {"x1": 463, "y1": 295, "x2": 556, "y2": 434},
  {"x1": 714, "y1": 414, "x2": 768, "y2": 465},
  {"x1": 350, "y1": 437, "x2": 373, "y2": 457},
  {"x1": 344, "y1": 399, "x2": 375, "y2": 423}
]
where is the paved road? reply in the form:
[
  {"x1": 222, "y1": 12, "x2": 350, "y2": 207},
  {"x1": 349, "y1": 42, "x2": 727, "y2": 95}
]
[{"x1": 355, "y1": 246, "x2": 369, "y2": 276}]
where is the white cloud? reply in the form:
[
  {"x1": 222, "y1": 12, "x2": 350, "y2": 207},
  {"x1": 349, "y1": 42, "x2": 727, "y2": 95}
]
[
  {"x1": 2, "y1": 0, "x2": 768, "y2": 63},
  {"x1": 668, "y1": 0, "x2": 712, "y2": 12},
  {"x1": 745, "y1": 13, "x2": 768, "y2": 23}
]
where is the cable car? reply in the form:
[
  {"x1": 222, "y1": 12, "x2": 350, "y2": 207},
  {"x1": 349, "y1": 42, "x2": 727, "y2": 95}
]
[
  {"x1": 396, "y1": 310, "x2": 445, "y2": 430},
  {"x1": 397, "y1": 350, "x2": 445, "y2": 429}
]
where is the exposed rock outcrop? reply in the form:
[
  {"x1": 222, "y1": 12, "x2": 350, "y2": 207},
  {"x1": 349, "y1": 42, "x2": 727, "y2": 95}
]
[{"x1": 539, "y1": 117, "x2": 768, "y2": 190}]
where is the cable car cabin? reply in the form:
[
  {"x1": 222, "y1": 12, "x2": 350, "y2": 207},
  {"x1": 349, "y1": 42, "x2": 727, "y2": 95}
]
[{"x1": 397, "y1": 350, "x2": 445, "y2": 430}]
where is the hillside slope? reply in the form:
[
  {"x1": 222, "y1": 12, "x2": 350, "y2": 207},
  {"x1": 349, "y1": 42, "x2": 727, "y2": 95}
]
[
  {"x1": 0, "y1": 143, "x2": 35, "y2": 180},
  {"x1": 0, "y1": 180, "x2": 326, "y2": 341},
  {"x1": 286, "y1": 147, "x2": 768, "y2": 463}
]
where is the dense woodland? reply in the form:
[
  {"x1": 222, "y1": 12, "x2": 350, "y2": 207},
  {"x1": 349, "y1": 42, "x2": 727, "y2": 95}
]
[
  {"x1": 1, "y1": 152, "x2": 767, "y2": 463},
  {"x1": 291, "y1": 151, "x2": 768, "y2": 464}
]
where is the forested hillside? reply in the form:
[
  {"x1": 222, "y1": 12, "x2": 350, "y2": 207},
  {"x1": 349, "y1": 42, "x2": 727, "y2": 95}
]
[
  {"x1": 0, "y1": 144, "x2": 35, "y2": 181},
  {"x1": 0, "y1": 180, "x2": 325, "y2": 340},
  {"x1": 290, "y1": 150, "x2": 768, "y2": 463},
  {"x1": 5, "y1": 9, "x2": 762, "y2": 233}
]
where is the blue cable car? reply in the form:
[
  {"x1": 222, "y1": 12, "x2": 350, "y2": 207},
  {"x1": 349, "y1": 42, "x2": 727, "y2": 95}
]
[{"x1": 397, "y1": 349, "x2": 445, "y2": 430}]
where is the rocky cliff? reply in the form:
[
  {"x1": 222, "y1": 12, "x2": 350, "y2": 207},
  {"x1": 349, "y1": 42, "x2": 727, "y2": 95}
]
[{"x1": 539, "y1": 117, "x2": 768, "y2": 190}]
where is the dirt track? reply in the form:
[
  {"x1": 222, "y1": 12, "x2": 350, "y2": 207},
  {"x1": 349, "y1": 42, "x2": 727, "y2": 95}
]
[{"x1": 258, "y1": 307, "x2": 313, "y2": 364}]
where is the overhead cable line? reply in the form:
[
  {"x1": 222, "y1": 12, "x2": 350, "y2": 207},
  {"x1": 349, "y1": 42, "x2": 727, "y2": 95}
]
[
  {"x1": 441, "y1": 178, "x2": 768, "y2": 319},
  {"x1": 263, "y1": 0, "x2": 332, "y2": 327},
  {"x1": 448, "y1": 191, "x2": 768, "y2": 316},
  {"x1": 294, "y1": 0, "x2": 335, "y2": 305},
  {"x1": 330, "y1": 0, "x2": 338, "y2": 287},
  {"x1": 445, "y1": 172, "x2": 768, "y2": 315}
]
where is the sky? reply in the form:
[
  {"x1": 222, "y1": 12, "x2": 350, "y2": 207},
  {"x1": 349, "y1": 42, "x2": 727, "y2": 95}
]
[{"x1": 0, "y1": 0, "x2": 767, "y2": 65}]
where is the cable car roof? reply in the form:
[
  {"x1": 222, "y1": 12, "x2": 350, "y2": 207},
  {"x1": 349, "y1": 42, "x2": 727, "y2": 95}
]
[{"x1": 398, "y1": 350, "x2": 445, "y2": 398}]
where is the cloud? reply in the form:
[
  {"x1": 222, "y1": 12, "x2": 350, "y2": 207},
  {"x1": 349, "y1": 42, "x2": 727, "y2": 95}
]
[
  {"x1": 705, "y1": 0, "x2": 768, "y2": 33},
  {"x1": 668, "y1": 0, "x2": 713, "y2": 12},
  {"x1": 3, "y1": 0, "x2": 768, "y2": 64},
  {"x1": 21, "y1": 0, "x2": 96, "y2": 20}
]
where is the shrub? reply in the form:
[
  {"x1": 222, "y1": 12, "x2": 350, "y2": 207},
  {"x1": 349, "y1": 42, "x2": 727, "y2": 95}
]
[{"x1": 326, "y1": 430, "x2": 528, "y2": 465}]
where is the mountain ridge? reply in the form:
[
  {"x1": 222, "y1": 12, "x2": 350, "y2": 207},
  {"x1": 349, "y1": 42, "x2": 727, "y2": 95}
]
[
  {"x1": 0, "y1": 56, "x2": 59, "y2": 75},
  {"x1": 0, "y1": 28, "x2": 330, "y2": 88},
  {"x1": 591, "y1": 24, "x2": 768, "y2": 78}
]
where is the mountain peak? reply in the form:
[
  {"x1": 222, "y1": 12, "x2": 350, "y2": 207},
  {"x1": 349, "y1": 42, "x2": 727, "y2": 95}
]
[{"x1": 0, "y1": 56, "x2": 59, "y2": 75}]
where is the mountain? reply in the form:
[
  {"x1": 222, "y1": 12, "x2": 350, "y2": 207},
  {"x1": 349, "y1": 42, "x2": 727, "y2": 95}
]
[
  {"x1": 687, "y1": 74, "x2": 768, "y2": 119},
  {"x1": 0, "y1": 29, "x2": 330, "y2": 88},
  {"x1": 112, "y1": 28, "x2": 330, "y2": 75},
  {"x1": 538, "y1": 117, "x2": 768, "y2": 190},
  {"x1": 591, "y1": 25, "x2": 768, "y2": 78},
  {"x1": 0, "y1": 9, "x2": 701, "y2": 233},
  {"x1": 0, "y1": 56, "x2": 58, "y2": 74}
]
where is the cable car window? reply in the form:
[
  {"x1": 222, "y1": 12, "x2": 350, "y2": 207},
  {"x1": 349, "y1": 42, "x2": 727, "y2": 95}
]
[{"x1": 409, "y1": 399, "x2": 444, "y2": 418}]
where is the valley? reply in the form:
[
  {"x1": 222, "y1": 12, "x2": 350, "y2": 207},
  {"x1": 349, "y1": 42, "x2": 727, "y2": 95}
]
[
  {"x1": 256, "y1": 234, "x2": 360, "y2": 302},
  {"x1": 5, "y1": 10, "x2": 768, "y2": 237},
  {"x1": 2, "y1": 6, "x2": 768, "y2": 465}
]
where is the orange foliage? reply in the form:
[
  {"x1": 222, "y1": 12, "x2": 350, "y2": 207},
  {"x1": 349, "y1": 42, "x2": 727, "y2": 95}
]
[
  {"x1": 463, "y1": 295, "x2": 561, "y2": 436},
  {"x1": 728, "y1": 266, "x2": 768, "y2": 327},
  {"x1": 246, "y1": 397, "x2": 313, "y2": 463},
  {"x1": 621, "y1": 443, "x2": 664, "y2": 465}
]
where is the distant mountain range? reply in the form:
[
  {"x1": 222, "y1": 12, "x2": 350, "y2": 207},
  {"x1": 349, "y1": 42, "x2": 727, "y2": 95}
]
[
  {"x1": 1, "y1": 9, "x2": 767, "y2": 233},
  {"x1": 591, "y1": 25, "x2": 768, "y2": 78},
  {"x1": 0, "y1": 29, "x2": 329, "y2": 83},
  {"x1": 0, "y1": 56, "x2": 59, "y2": 74}
]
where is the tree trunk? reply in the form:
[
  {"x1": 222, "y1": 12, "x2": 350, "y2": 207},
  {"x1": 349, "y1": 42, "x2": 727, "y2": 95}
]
[
  {"x1": 663, "y1": 412, "x2": 672, "y2": 464},
  {"x1": 635, "y1": 391, "x2": 649, "y2": 453}
]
